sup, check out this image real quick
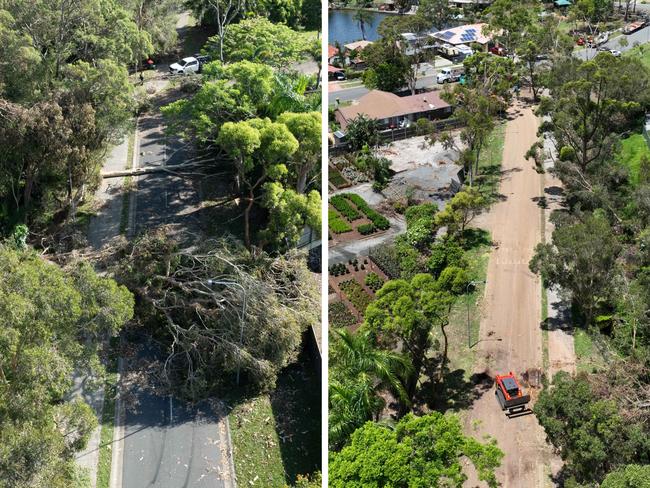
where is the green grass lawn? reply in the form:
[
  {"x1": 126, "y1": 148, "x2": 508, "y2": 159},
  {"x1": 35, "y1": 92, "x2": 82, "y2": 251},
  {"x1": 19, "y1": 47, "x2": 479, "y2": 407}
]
[
  {"x1": 477, "y1": 123, "x2": 506, "y2": 204},
  {"x1": 228, "y1": 355, "x2": 320, "y2": 487},
  {"x1": 573, "y1": 328, "x2": 607, "y2": 374},
  {"x1": 617, "y1": 133, "x2": 650, "y2": 187}
]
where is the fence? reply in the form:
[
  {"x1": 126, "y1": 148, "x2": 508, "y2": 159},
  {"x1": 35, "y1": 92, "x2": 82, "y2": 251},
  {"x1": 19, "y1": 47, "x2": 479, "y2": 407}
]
[{"x1": 329, "y1": 118, "x2": 463, "y2": 155}]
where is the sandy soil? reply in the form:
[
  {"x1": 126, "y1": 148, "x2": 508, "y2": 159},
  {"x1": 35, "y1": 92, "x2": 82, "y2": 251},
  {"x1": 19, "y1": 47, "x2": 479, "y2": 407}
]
[{"x1": 463, "y1": 102, "x2": 560, "y2": 487}]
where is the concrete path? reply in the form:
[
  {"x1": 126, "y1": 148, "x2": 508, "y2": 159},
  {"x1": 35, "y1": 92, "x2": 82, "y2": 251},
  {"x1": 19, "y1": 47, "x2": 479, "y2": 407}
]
[
  {"x1": 541, "y1": 133, "x2": 576, "y2": 379},
  {"x1": 72, "y1": 372, "x2": 105, "y2": 488},
  {"x1": 87, "y1": 138, "x2": 129, "y2": 250},
  {"x1": 75, "y1": 136, "x2": 130, "y2": 487}
]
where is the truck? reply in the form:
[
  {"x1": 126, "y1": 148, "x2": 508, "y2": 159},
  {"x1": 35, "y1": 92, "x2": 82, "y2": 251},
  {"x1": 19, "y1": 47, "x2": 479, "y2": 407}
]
[
  {"x1": 494, "y1": 372, "x2": 531, "y2": 416},
  {"x1": 168, "y1": 54, "x2": 211, "y2": 75},
  {"x1": 437, "y1": 66, "x2": 465, "y2": 84}
]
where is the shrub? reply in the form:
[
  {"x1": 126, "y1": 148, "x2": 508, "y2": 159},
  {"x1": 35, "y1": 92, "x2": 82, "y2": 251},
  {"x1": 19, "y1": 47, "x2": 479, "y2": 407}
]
[
  {"x1": 329, "y1": 263, "x2": 349, "y2": 276},
  {"x1": 339, "y1": 279, "x2": 374, "y2": 315},
  {"x1": 329, "y1": 301, "x2": 358, "y2": 328},
  {"x1": 364, "y1": 272, "x2": 384, "y2": 292},
  {"x1": 357, "y1": 223, "x2": 376, "y2": 235},
  {"x1": 330, "y1": 195, "x2": 361, "y2": 221},
  {"x1": 437, "y1": 266, "x2": 470, "y2": 295}
]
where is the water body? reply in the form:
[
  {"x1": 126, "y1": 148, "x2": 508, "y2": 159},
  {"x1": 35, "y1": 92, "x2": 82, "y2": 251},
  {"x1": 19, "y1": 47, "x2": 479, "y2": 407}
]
[{"x1": 328, "y1": 9, "x2": 393, "y2": 45}]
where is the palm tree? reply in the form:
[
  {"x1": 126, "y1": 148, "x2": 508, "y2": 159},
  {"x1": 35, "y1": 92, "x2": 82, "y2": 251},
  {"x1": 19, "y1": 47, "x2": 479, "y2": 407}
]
[
  {"x1": 332, "y1": 328, "x2": 412, "y2": 402},
  {"x1": 353, "y1": 8, "x2": 373, "y2": 41},
  {"x1": 329, "y1": 329, "x2": 413, "y2": 448}
]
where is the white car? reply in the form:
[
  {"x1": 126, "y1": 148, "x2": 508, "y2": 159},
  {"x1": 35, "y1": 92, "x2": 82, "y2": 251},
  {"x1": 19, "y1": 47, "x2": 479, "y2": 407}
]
[
  {"x1": 169, "y1": 56, "x2": 200, "y2": 75},
  {"x1": 609, "y1": 49, "x2": 622, "y2": 57}
]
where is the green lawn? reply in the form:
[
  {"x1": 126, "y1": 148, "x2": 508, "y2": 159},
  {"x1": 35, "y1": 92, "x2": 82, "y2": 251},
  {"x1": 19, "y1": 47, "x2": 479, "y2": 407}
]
[
  {"x1": 573, "y1": 328, "x2": 607, "y2": 374},
  {"x1": 228, "y1": 356, "x2": 320, "y2": 487},
  {"x1": 617, "y1": 133, "x2": 650, "y2": 187},
  {"x1": 477, "y1": 123, "x2": 506, "y2": 204}
]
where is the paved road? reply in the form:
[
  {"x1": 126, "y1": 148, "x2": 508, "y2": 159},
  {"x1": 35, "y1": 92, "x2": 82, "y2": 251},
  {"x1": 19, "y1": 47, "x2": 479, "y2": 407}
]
[
  {"x1": 121, "y1": 339, "x2": 232, "y2": 488},
  {"x1": 575, "y1": 25, "x2": 650, "y2": 60},
  {"x1": 329, "y1": 59, "x2": 455, "y2": 103},
  {"x1": 132, "y1": 99, "x2": 202, "y2": 236},
  {"x1": 114, "y1": 12, "x2": 235, "y2": 488}
]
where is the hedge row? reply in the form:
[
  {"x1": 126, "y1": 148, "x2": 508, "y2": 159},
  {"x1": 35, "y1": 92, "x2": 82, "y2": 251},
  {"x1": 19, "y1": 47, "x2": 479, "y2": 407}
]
[
  {"x1": 342, "y1": 193, "x2": 390, "y2": 230},
  {"x1": 330, "y1": 195, "x2": 361, "y2": 221}
]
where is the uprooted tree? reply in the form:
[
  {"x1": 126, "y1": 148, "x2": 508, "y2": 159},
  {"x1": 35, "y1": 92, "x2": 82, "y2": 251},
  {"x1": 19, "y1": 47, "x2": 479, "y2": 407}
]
[{"x1": 115, "y1": 229, "x2": 319, "y2": 397}]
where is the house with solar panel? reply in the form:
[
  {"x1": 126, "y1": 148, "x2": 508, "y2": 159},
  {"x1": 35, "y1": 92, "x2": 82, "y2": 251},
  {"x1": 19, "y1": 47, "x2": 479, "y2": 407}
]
[{"x1": 430, "y1": 23, "x2": 493, "y2": 61}]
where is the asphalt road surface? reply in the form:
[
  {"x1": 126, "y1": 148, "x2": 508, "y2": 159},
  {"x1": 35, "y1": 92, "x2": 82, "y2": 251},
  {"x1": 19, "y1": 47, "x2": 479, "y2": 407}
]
[
  {"x1": 122, "y1": 340, "x2": 230, "y2": 488},
  {"x1": 575, "y1": 25, "x2": 650, "y2": 60},
  {"x1": 133, "y1": 102, "x2": 202, "y2": 236},
  {"x1": 329, "y1": 60, "x2": 455, "y2": 103}
]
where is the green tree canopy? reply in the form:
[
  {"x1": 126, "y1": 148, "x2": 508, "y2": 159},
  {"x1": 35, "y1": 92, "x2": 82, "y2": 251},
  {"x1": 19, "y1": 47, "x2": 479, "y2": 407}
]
[
  {"x1": 0, "y1": 246, "x2": 133, "y2": 487},
  {"x1": 530, "y1": 213, "x2": 621, "y2": 327},
  {"x1": 329, "y1": 413, "x2": 503, "y2": 488}
]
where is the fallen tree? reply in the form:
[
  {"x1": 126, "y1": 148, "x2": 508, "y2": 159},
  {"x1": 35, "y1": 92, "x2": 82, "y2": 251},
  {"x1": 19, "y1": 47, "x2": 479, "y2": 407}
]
[{"x1": 114, "y1": 228, "x2": 319, "y2": 397}]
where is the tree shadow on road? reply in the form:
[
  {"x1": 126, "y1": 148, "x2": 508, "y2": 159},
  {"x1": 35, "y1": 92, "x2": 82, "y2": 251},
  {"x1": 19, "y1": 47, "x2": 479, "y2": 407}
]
[{"x1": 413, "y1": 358, "x2": 493, "y2": 413}]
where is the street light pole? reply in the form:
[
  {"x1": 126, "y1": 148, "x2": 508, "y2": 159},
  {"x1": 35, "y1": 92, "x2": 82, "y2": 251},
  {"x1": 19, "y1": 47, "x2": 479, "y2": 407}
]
[
  {"x1": 466, "y1": 280, "x2": 486, "y2": 349},
  {"x1": 206, "y1": 279, "x2": 247, "y2": 385}
]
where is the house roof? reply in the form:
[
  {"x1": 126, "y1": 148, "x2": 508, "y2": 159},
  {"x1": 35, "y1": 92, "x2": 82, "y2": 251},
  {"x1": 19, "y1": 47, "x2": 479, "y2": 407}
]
[
  {"x1": 328, "y1": 45, "x2": 339, "y2": 58},
  {"x1": 344, "y1": 40, "x2": 373, "y2": 51},
  {"x1": 336, "y1": 90, "x2": 450, "y2": 127},
  {"x1": 328, "y1": 64, "x2": 343, "y2": 72},
  {"x1": 432, "y1": 23, "x2": 491, "y2": 45},
  {"x1": 554, "y1": 0, "x2": 571, "y2": 5}
]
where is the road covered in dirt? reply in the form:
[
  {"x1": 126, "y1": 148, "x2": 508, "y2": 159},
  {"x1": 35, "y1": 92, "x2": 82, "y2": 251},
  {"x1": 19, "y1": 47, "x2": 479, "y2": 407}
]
[{"x1": 463, "y1": 101, "x2": 565, "y2": 487}]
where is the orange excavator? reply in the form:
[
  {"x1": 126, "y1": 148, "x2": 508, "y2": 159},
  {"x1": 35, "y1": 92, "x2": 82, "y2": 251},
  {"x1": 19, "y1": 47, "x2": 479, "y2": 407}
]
[{"x1": 495, "y1": 372, "x2": 531, "y2": 416}]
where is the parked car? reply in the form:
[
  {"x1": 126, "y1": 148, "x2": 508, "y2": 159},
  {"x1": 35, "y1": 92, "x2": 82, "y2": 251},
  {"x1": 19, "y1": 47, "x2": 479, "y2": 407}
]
[
  {"x1": 489, "y1": 45, "x2": 507, "y2": 56},
  {"x1": 609, "y1": 49, "x2": 622, "y2": 57},
  {"x1": 169, "y1": 56, "x2": 201, "y2": 75},
  {"x1": 329, "y1": 71, "x2": 346, "y2": 81}
]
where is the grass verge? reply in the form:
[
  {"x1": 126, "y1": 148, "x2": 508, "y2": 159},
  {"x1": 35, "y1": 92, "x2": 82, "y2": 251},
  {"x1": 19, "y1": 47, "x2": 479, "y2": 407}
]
[
  {"x1": 96, "y1": 337, "x2": 119, "y2": 488},
  {"x1": 119, "y1": 130, "x2": 135, "y2": 235},
  {"x1": 477, "y1": 123, "x2": 506, "y2": 204},
  {"x1": 228, "y1": 356, "x2": 321, "y2": 487},
  {"x1": 617, "y1": 133, "x2": 650, "y2": 187},
  {"x1": 438, "y1": 231, "x2": 492, "y2": 378},
  {"x1": 573, "y1": 328, "x2": 606, "y2": 374}
]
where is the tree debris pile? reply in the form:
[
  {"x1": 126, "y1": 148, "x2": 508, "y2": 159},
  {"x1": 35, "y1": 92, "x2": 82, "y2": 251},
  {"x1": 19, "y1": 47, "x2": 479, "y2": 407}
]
[{"x1": 116, "y1": 228, "x2": 319, "y2": 397}]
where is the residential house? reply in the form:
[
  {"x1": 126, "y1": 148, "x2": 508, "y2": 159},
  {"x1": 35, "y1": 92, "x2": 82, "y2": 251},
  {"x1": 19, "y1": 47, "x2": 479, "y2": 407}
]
[{"x1": 334, "y1": 89, "x2": 452, "y2": 130}]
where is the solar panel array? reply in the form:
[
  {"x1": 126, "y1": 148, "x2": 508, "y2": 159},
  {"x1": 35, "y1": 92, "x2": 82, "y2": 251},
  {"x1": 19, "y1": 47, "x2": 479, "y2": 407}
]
[
  {"x1": 459, "y1": 28, "x2": 477, "y2": 42},
  {"x1": 438, "y1": 30, "x2": 454, "y2": 40}
]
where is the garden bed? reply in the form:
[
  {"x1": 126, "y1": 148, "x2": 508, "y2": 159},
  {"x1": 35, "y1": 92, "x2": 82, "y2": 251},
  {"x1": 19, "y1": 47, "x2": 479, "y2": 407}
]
[
  {"x1": 329, "y1": 301, "x2": 358, "y2": 328},
  {"x1": 328, "y1": 194, "x2": 391, "y2": 244},
  {"x1": 328, "y1": 257, "x2": 390, "y2": 324}
]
